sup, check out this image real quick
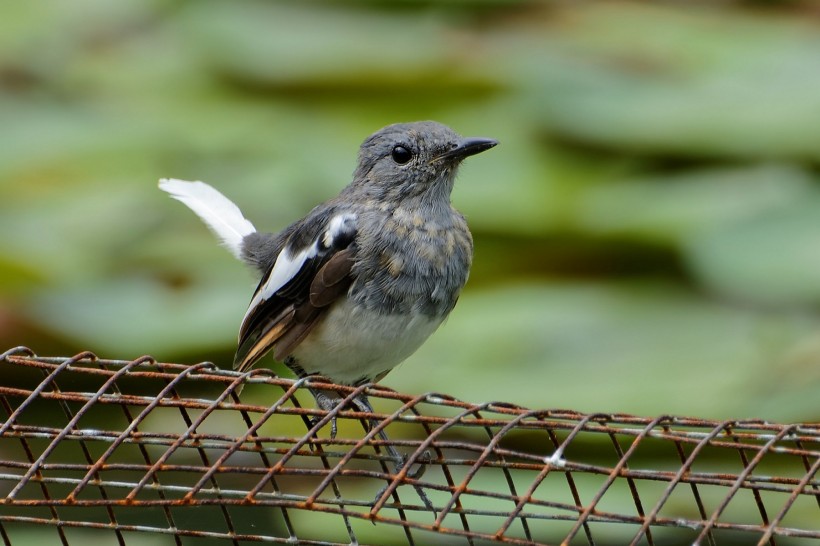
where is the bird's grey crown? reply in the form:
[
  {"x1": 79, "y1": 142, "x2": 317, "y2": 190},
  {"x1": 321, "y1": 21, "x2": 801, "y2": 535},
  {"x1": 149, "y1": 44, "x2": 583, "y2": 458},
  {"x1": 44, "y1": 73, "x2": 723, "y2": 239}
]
[{"x1": 347, "y1": 121, "x2": 467, "y2": 205}]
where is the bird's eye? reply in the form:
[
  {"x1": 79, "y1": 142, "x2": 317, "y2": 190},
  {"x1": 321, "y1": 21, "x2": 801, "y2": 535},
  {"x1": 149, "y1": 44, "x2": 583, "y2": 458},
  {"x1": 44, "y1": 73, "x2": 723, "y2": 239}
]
[{"x1": 391, "y1": 145, "x2": 413, "y2": 165}]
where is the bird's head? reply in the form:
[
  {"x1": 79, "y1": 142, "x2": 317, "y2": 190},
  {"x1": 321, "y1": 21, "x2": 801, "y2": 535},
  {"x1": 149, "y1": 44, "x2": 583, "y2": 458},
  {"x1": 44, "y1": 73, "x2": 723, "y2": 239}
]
[{"x1": 348, "y1": 121, "x2": 497, "y2": 204}]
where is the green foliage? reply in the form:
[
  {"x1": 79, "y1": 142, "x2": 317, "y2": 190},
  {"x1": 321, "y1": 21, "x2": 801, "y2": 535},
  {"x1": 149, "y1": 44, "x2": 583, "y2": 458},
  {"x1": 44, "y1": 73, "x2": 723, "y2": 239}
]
[{"x1": 2, "y1": 0, "x2": 820, "y2": 424}]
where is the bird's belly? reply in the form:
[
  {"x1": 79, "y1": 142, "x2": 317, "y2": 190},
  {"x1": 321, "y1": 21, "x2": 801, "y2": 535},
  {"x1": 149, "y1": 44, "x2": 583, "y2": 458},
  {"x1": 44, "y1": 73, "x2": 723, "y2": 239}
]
[{"x1": 291, "y1": 298, "x2": 443, "y2": 385}]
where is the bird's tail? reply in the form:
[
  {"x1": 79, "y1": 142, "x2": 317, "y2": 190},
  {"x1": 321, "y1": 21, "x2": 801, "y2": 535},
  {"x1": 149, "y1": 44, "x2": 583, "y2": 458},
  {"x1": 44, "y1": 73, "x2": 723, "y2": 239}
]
[{"x1": 159, "y1": 178, "x2": 256, "y2": 260}]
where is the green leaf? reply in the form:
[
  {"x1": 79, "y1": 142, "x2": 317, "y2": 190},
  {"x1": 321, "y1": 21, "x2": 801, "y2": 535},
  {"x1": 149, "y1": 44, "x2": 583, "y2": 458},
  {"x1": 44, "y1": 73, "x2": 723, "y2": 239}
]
[
  {"x1": 573, "y1": 163, "x2": 814, "y2": 244},
  {"x1": 518, "y1": 4, "x2": 820, "y2": 159},
  {"x1": 389, "y1": 282, "x2": 819, "y2": 421},
  {"x1": 182, "y1": 2, "x2": 496, "y2": 89},
  {"x1": 685, "y1": 194, "x2": 820, "y2": 306},
  {"x1": 26, "y1": 277, "x2": 249, "y2": 360}
]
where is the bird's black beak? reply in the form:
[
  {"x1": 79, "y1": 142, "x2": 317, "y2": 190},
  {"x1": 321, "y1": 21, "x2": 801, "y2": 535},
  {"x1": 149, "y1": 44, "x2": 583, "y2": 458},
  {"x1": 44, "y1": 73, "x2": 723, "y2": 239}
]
[{"x1": 436, "y1": 137, "x2": 498, "y2": 161}]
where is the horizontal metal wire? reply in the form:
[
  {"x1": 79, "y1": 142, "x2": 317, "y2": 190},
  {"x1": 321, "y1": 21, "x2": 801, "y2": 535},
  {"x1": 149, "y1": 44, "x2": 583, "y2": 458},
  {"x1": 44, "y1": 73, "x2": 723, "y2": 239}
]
[{"x1": 0, "y1": 347, "x2": 817, "y2": 545}]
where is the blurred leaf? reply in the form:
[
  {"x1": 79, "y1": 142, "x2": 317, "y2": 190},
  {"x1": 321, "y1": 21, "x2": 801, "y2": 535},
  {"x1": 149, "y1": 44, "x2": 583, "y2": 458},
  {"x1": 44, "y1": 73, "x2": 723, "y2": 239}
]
[
  {"x1": 0, "y1": 255, "x2": 46, "y2": 296},
  {"x1": 756, "y1": 332, "x2": 820, "y2": 421},
  {"x1": 448, "y1": 99, "x2": 643, "y2": 236},
  {"x1": 573, "y1": 163, "x2": 814, "y2": 244},
  {"x1": 514, "y1": 4, "x2": 820, "y2": 159},
  {"x1": 0, "y1": 0, "x2": 164, "y2": 56},
  {"x1": 4, "y1": 0, "x2": 820, "y2": 427},
  {"x1": 27, "y1": 277, "x2": 249, "y2": 360},
  {"x1": 0, "y1": 181, "x2": 161, "y2": 284},
  {"x1": 685, "y1": 194, "x2": 820, "y2": 306},
  {"x1": 390, "y1": 282, "x2": 819, "y2": 421},
  {"x1": 181, "y1": 1, "x2": 498, "y2": 89}
]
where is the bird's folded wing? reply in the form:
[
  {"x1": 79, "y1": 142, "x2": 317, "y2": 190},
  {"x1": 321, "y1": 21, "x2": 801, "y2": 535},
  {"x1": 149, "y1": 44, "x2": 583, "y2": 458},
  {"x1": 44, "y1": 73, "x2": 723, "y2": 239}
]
[{"x1": 234, "y1": 212, "x2": 357, "y2": 373}]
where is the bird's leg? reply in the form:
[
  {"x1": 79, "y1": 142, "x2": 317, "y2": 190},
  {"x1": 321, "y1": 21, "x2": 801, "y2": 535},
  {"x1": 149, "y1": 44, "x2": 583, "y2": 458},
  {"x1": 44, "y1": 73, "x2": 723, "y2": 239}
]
[
  {"x1": 285, "y1": 357, "x2": 343, "y2": 439},
  {"x1": 308, "y1": 387, "x2": 343, "y2": 439},
  {"x1": 352, "y1": 395, "x2": 436, "y2": 516},
  {"x1": 307, "y1": 389, "x2": 436, "y2": 514},
  {"x1": 285, "y1": 357, "x2": 434, "y2": 514}
]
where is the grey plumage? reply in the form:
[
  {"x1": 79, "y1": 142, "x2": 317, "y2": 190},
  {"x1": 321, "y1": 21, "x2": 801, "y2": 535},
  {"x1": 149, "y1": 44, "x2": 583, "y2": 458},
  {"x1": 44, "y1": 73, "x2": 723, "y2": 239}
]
[{"x1": 230, "y1": 121, "x2": 496, "y2": 385}]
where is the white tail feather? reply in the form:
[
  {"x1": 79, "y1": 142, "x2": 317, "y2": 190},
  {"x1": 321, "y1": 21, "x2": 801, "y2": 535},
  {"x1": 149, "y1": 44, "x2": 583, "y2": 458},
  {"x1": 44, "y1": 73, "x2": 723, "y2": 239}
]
[{"x1": 159, "y1": 178, "x2": 256, "y2": 260}]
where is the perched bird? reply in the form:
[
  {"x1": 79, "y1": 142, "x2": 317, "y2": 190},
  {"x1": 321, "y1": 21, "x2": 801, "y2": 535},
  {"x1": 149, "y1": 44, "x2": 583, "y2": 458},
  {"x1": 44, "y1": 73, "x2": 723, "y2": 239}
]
[
  {"x1": 160, "y1": 121, "x2": 496, "y2": 509},
  {"x1": 160, "y1": 121, "x2": 495, "y2": 394}
]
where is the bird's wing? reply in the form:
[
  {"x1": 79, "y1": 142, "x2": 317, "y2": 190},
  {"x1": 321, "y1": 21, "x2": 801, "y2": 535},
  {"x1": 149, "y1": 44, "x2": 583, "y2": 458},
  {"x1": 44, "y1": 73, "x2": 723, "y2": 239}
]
[
  {"x1": 234, "y1": 211, "x2": 357, "y2": 373},
  {"x1": 159, "y1": 179, "x2": 256, "y2": 260}
]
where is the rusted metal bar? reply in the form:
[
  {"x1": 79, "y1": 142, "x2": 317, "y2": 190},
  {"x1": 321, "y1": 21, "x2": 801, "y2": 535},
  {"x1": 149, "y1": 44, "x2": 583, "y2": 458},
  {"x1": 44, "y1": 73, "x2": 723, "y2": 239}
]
[{"x1": 0, "y1": 348, "x2": 817, "y2": 545}]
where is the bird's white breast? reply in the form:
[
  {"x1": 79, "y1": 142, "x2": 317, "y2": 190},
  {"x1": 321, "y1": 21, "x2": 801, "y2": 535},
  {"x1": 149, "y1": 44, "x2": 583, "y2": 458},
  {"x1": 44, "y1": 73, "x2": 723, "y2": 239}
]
[{"x1": 291, "y1": 298, "x2": 443, "y2": 385}]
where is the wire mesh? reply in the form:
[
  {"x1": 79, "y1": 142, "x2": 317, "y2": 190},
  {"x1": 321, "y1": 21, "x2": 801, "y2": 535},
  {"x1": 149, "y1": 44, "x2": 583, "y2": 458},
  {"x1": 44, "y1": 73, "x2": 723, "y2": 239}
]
[{"x1": 0, "y1": 347, "x2": 817, "y2": 545}]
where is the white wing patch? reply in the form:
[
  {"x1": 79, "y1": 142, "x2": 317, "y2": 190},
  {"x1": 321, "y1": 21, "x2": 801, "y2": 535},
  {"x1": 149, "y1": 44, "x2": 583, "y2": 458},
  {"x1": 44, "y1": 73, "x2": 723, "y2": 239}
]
[
  {"x1": 240, "y1": 212, "x2": 357, "y2": 332},
  {"x1": 244, "y1": 244, "x2": 320, "y2": 321},
  {"x1": 159, "y1": 178, "x2": 256, "y2": 260},
  {"x1": 323, "y1": 213, "x2": 357, "y2": 248}
]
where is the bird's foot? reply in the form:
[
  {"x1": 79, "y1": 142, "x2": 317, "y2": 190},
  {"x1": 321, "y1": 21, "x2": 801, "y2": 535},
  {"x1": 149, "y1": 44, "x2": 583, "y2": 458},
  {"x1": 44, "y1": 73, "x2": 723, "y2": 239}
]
[
  {"x1": 305, "y1": 389, "x2": 436, "y2": 516},
  {"x1": 308, "y1": 389, "x2": 343, "y2": 439},
  {"x1": 373, "y1": 449, "x2": 436, "y2": 516},
  {"x1": 306, "y1": 388, "x2": 380, "y2": 441},
  {"x1": 351, "y1": 394, "x2": 436, "y2": 515}
]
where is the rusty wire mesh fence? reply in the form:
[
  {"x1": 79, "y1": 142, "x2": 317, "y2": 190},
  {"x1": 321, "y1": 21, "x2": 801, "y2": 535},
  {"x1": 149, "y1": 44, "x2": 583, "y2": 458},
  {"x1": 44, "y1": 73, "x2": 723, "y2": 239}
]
[{"x1": 0, "y1": 347, "x2": 817, "y2": 545}]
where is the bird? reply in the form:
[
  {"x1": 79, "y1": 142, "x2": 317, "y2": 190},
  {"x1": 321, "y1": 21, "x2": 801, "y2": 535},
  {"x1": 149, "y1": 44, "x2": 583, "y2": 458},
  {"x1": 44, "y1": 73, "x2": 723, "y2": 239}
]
[{"x1": 160, "y1": 120, "x2": 496, "y2": 510}]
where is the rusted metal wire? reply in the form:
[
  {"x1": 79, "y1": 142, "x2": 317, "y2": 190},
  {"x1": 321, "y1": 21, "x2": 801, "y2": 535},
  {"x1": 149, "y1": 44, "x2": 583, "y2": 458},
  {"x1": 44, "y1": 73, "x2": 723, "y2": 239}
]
[{"x1": 0, "y1": 347, "x2": 817, "y2": 545}]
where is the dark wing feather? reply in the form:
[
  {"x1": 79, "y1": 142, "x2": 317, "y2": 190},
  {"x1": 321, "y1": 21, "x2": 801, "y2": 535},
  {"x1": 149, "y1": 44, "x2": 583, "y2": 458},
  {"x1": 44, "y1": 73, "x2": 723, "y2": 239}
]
[
  {"x1": 271, "y1": 248, "x2": 355, "y2": 359},
  {"x1": 310, "y1": 249, "x2": 355, "y2": 307},
  {"x1": 234, "y1": 307, "x2": 295, "y2": 372},
  {"x1": 234, "y1": 244, "x2": 356, "y2": 373}
]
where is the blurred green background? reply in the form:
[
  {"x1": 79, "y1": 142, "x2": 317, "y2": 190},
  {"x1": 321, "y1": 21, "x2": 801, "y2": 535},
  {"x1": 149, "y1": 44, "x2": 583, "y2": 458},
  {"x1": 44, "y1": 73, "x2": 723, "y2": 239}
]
[{"x1": 3, "y1": 0, "x2": 820, "y2": 424}]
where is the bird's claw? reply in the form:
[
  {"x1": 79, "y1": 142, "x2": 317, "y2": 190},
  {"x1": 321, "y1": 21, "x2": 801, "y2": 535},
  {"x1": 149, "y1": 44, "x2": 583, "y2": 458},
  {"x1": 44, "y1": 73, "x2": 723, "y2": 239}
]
[
  {"x1": 309, "y1": 390, "x2": 343, "y2": 440},
  {"x1": 373, "y1": 449, "x2": 436, "y2": 516},
  {"x1": 307, "y1": 414, "x2": 338, "y2": 440},
  {"x1": 309, "y1": 390, "x2": 376, "y2": 440}
]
